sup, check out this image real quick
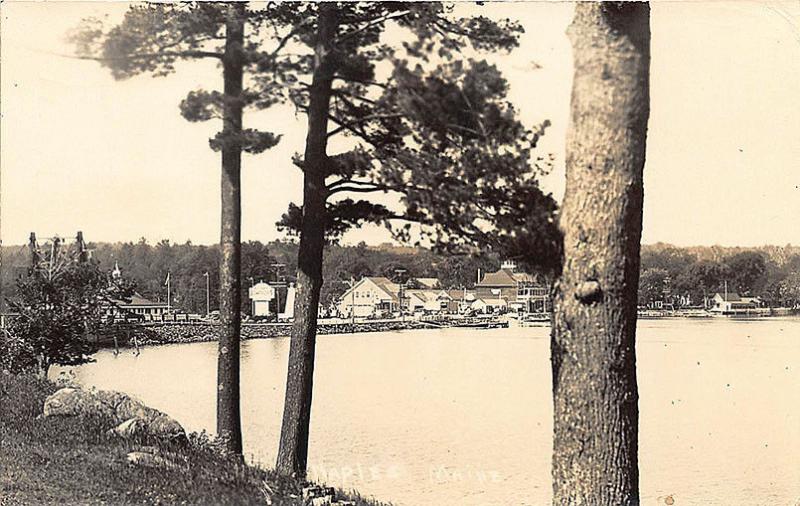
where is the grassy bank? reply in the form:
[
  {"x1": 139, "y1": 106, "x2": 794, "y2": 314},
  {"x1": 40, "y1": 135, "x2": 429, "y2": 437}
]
[{"x1": 0, "y1": 372, "x2": 387, "y2": 505}]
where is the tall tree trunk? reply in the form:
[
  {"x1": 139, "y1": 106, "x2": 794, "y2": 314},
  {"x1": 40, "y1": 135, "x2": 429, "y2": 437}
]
[
  {"x1": 217, "y1": 2, "x2": 245, "y2": 455},
  {"x1": 276, "y1": 4, "x2": 338, "y2": 478},
  {"x1": 551, "y1": 3, "x2": 650, "y2": 505}
]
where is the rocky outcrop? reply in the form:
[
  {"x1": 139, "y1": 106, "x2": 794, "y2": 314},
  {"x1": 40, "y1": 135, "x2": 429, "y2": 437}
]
[
  {"x1": 43, "y1": 387, "x2": 115, "y2": 418},
  {"x1": 43, "y1": 387, "x2": 185, "y2": 441}
]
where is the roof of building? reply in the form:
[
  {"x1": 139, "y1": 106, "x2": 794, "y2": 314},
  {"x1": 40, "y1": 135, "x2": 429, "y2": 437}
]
[
  {"x1": 116, "y1": 294, "x2": 169, "y2": 307},
  {"x1": 405, "y1": 289, "x2": 441, "y2": 303},
  {"x1": 414, "y1": 277, "x2": 440, "y2": 289},
  {"x1": 369, "y1": 277, "x2": 400, "y2": 298},
  {"x1": 339, "y1": 277, "x2": 399, "y2": 303},
  {"x1": 477, "y1": 268, "x2": 537, "y2": 287},
  {"x1": 714, "y1": 292, "x2": 742, "y2": 302},
  {"x1": 444, "y1": 289, "x2": 475, "y2": 301},
  {"x1": 473, "y1": 297, "x2": 508, "y2": 306}
]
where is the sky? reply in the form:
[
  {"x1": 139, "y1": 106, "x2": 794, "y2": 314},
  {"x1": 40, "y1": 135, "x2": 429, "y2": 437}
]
[{"x1": 1, "y1": 1, "x2": 798, "y2": 248}]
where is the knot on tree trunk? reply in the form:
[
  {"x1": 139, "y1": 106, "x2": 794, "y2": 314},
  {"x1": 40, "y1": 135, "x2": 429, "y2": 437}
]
[{"x1": 575, "y1": 280, "x2": 602, "y2": 303}]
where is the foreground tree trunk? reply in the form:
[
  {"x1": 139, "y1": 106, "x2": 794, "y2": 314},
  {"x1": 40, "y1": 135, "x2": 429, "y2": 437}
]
[
  {"x1": 277, "y1": 5, "x2": 339, "y2": 477},
  {"x1": 217, "y1": 2, "x2": 245, "y2": 455},
  {"x1": 551, "y1": 3, "x2": 650, "y2": 505}
]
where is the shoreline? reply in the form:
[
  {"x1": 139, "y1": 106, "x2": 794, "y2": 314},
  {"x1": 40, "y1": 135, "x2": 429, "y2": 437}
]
[
  {"x1": 99, "y1": 310, "x2": 800, "y2": 349},
  {"x1": 0, "y1": 372, "x2": 387, "y2": 506},
  {"x1": 99, "y1": 319, "x2": 431, "y2": 348}
]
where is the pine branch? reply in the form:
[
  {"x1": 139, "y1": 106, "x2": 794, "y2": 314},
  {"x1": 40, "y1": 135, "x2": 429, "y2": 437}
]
[
  {"x1": 63, "y1": 50, "x2": 223, "y2": 62},
  {"x1": 333, "y1": 77, "x2": 388, "y2": 89},
  {"x1": 332, "y1": 88, "x2": 378, "y2": 105},
  {"x1": 328, "y1": 185, "x2": 388, "y2": 195},
  {"x1": 326, "y1": 114, "x2": 381, "y2": 147},
  {"x1": 335, "y1": 10, "x2": 411, "y2": 44}
]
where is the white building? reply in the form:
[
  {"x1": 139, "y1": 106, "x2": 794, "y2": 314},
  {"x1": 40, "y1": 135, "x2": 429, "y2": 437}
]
[
  {"x1": 471, "y1": 297, "x2": 508, "y2": 314},
  {"x1": 710, "y1": 292, "x2": 760, "y2": 315},
  {"x1": 406, "y1": 289, "x2": 452, "y2": 313},
  {"x1": 249, "y1": 282, "x2": 276, "y2": 317},
  {"x1": 280, "y1": 283, "x2": 296, "y2": 320},
  {"x1": 337, "y1": 277, "x2": 401, "y2": 318}
]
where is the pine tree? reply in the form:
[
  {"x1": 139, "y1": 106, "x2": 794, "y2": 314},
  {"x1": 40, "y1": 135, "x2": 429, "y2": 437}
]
[
  {"x1": 70, "y1": 3, "x2": 285, "y2": 454},
  {"x1": 268, "y1": 3, "x2": 560, "y2": 477}
]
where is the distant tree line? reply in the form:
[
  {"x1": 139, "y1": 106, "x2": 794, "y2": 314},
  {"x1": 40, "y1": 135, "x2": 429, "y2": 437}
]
[
  {"x1": 638, "y1": 243, "x2": 800, "y2": 307},
  {"x1": 4, "y1": 240, "x2": 799, "y2": 315},
  {"x1": 0, "y1": 240, "x2": 505, "y2": 314}
]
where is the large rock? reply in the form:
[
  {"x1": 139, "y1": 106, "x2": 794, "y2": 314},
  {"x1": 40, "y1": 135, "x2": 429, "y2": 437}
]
[
  {"x1": 44, "y1": 387, "x2": 185, "y2": 441},
  {"x1": 112, "y1": 418, "x2": 145, "y2": 439},
  {"x1": 43, "y1": 388, "x2": 115, "y2": 418},
  {"x1": 126, "y1": 450, "x2": 177, "y2": 469}
]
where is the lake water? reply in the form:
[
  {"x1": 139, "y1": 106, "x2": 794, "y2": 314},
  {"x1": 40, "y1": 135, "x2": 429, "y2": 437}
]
[{"x1": 58, "y1": 318, "x2": 800, "y2": 506}]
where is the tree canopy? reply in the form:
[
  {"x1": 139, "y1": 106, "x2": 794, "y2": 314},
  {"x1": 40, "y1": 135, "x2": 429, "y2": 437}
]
[
  {"x1": 70, "y1": 3, "x2": 282, "y2": 154},
  {"x1": 255, "y1": 3, "x2": 562, "y2": 274}
]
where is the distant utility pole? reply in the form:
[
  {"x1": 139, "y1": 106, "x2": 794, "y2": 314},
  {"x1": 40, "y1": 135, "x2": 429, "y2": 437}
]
[
  {"x1": 271, "y1": 263, "x2": 285, "y2": 317},
  {"x1": 165, "y1": 272, "x2": 171, "y2": 312},
  {"x1": 395, "y1": 268, "x2": 407, "y2": 322},
  {"x1": 351, "y1": 277, "x2": 356, "y2": 329},
  {"x1": 28, "y1": 233, "x2": 39, "y2": 272},
  {"x1": 204, "y1": 272, "x2": 210, "y2": 316}
]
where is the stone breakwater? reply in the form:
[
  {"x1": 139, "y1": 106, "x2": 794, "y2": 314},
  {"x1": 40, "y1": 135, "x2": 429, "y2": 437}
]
[{"x1": 107, "y1": 320, "x2": 427, "y2": 347}]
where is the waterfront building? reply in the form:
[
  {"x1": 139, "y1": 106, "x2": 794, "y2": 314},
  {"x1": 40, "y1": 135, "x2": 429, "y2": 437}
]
[
  {"x1": 337, "y1": 277, "x2": 481, "y2": 317},
  {"x1": 475, "y1": 261, "x2": 549, "y2": 312},
  {"x1": 710, "y1": 292, "x2": 761, "y2": 315},
  {"x1": 444, "y1": 289, "x2": 477, "y2": 313},
  {"x1": 108, "y1": 294, "x2": 170, "y2": 320},
  {"x1": 337, "y1": 277, "x2": 402, "y2": 318},
  {"x1": 471, "y1": 297, "x2": 508, "y2": 314},
  {"x1": 405, "y1": 289, "x2": 458, "y2": 313},
  {"x1": 106, "y1": 263, "x2": 171, "y2": 321}
]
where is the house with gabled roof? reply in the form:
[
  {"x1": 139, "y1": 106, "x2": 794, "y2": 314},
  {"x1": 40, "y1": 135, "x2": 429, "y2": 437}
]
[
  {"x1": 710, "y1": 291, "x2": 760, "y2": 315},
  {"x1": 337, "y1": 276, "x2": 401, "y2": 318},
  {"x1": 471, "y1": 297, "x2": 508, "y2": 314}
]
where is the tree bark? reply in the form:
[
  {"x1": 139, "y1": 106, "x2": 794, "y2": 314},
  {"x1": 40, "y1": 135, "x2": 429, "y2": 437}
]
[
  {"x1": 551, "y1": 3, "x2": 650, "y2": 505},
  {"x1": 276, "y1": 4, "x2": 339, "y2": 478},
  {"x1": 217, "y1": 2, "x2": 245, "y2": 455}
]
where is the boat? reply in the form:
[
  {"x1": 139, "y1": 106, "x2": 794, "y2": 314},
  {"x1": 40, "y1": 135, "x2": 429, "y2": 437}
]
[{"x1": 452, "y1": 317, "x2": 509, "y2": 329}]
